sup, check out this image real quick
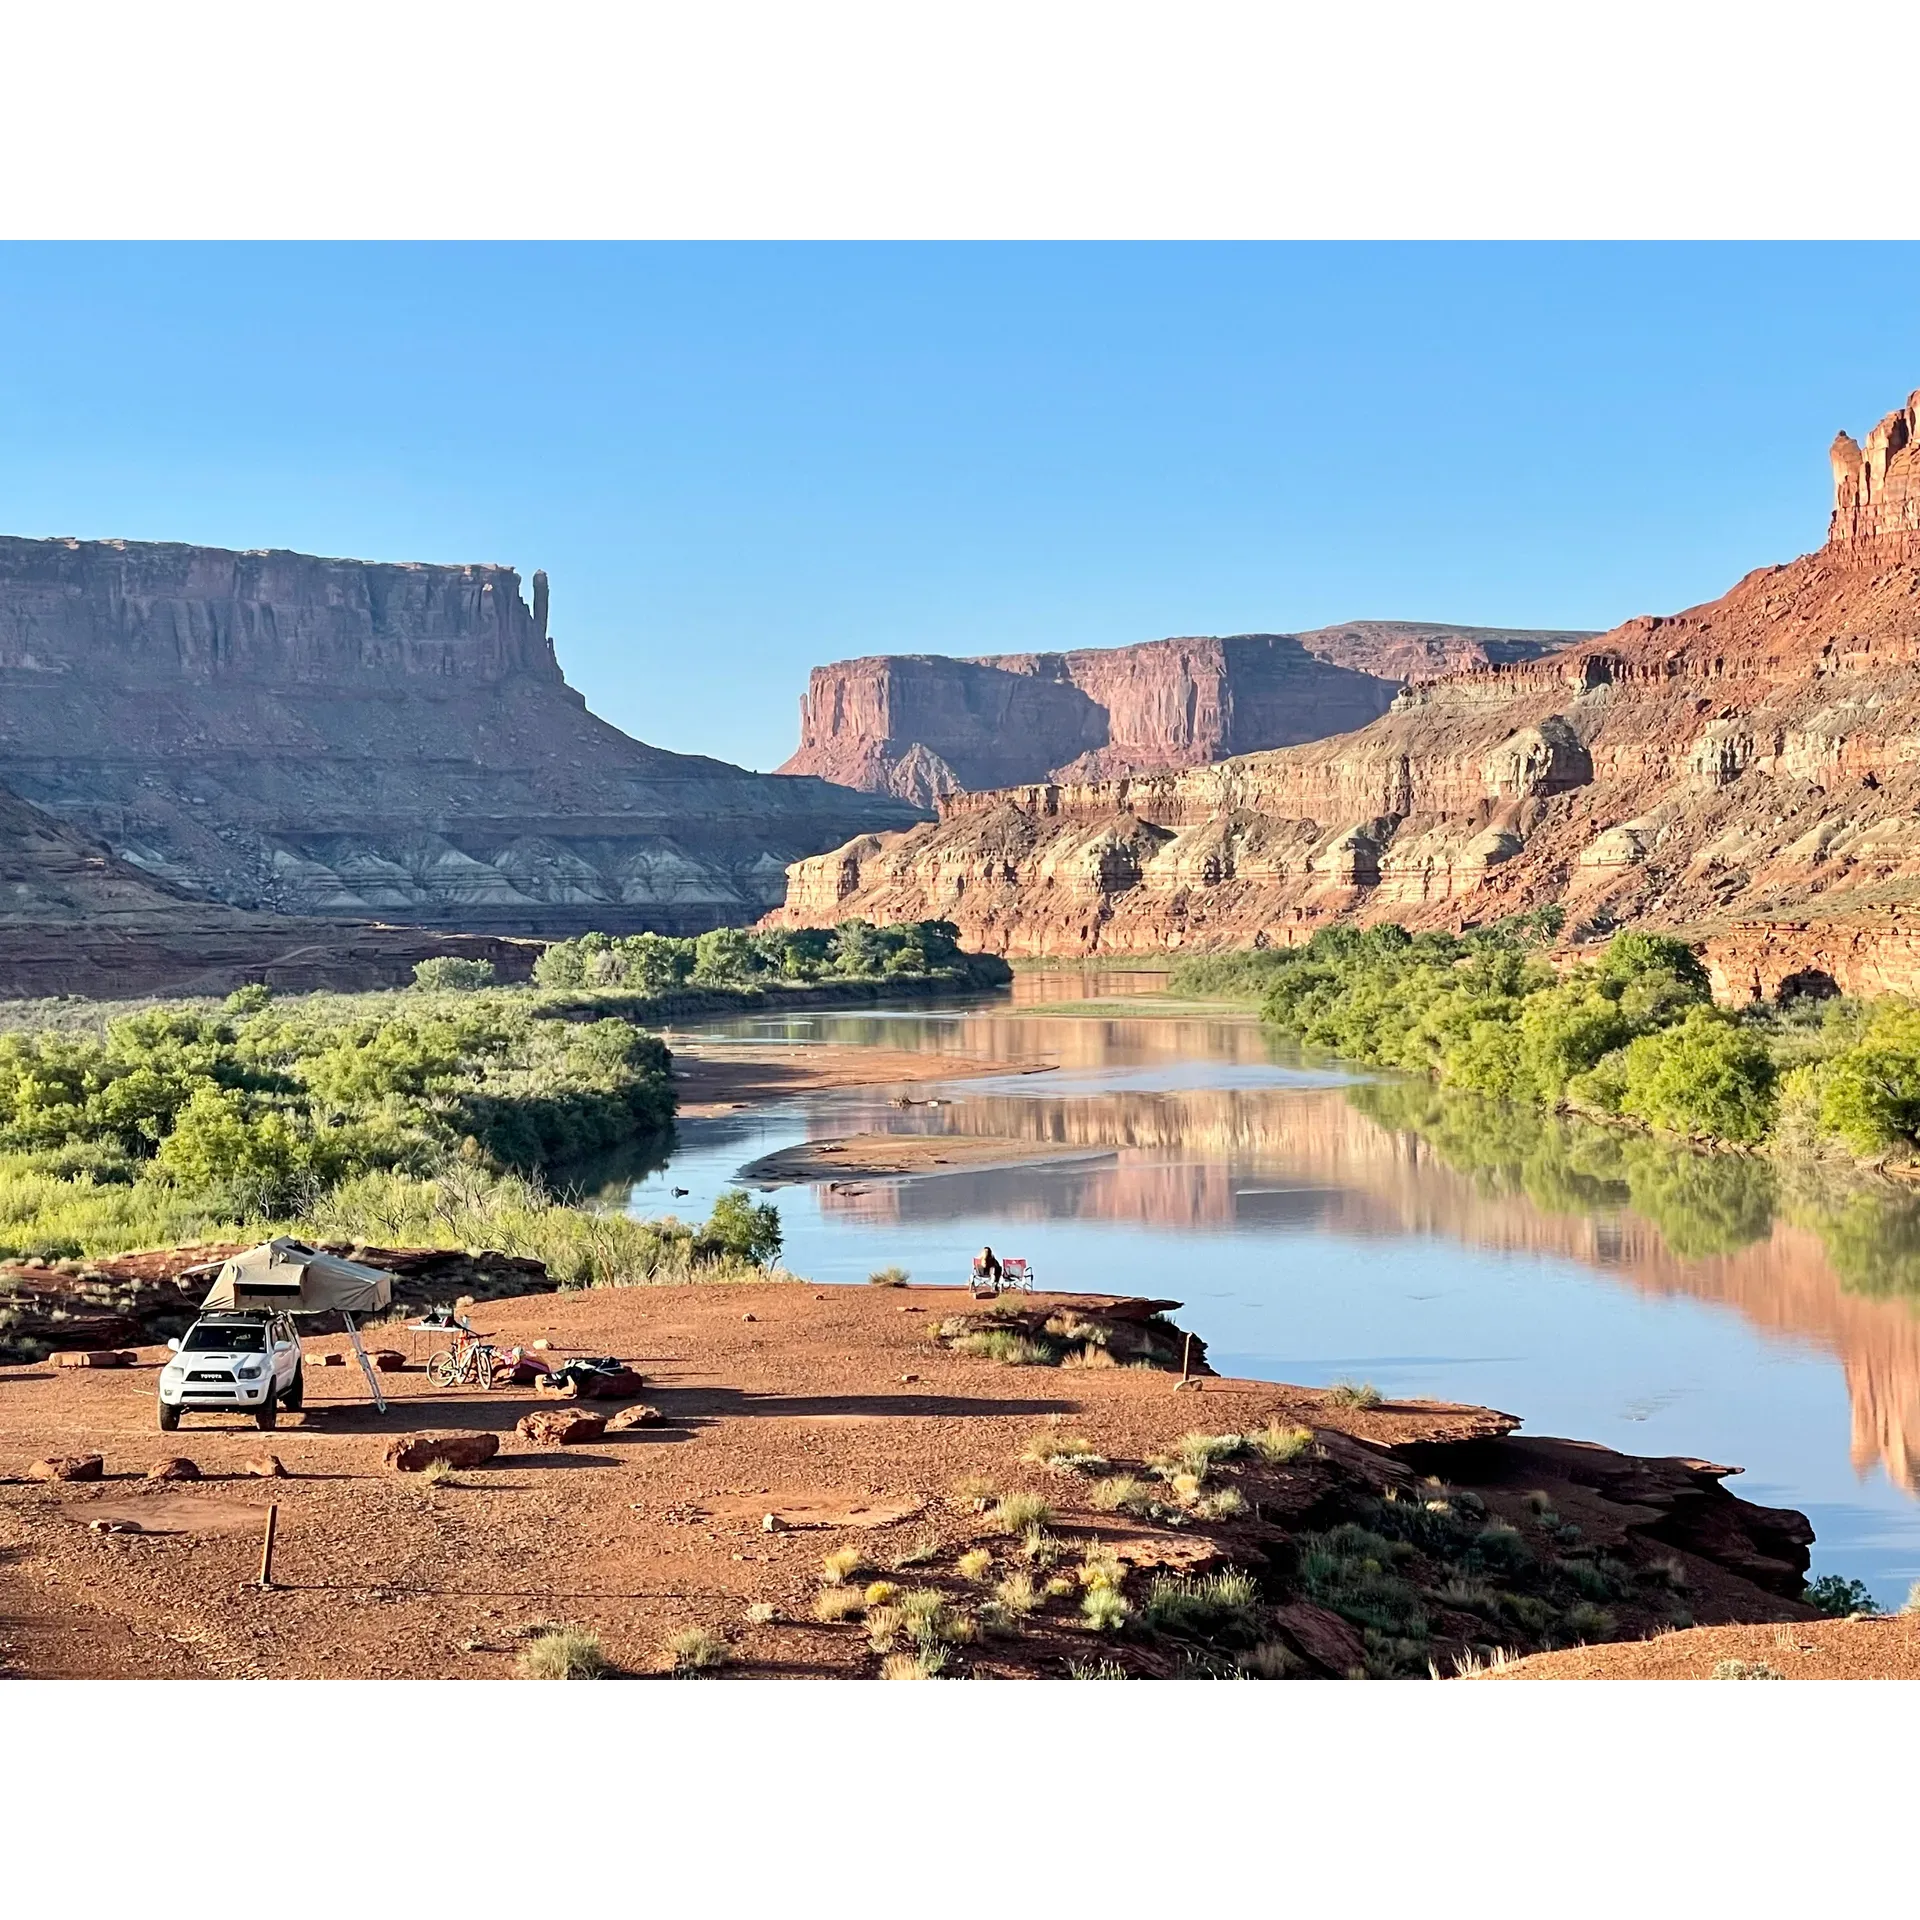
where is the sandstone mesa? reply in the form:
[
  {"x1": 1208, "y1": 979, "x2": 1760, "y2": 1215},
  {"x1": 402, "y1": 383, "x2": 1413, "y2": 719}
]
[{"x1": 769, "y1": 390, "x2": 1920, "y2": 998}]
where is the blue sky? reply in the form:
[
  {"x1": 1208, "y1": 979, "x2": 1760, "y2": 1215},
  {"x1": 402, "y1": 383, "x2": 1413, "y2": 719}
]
[{"x1": 1, "y1": 243, "x2": 1916, "y2": 772}]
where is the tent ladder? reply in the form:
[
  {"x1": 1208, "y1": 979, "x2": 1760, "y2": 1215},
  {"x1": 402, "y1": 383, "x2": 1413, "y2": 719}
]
[{"x1": 342, "y1": 1311, "x2": 387, "y2": 1413}]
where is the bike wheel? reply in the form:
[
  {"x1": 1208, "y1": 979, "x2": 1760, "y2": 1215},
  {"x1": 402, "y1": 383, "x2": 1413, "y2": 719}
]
[{"x1": 426, "y1": 1350, "x2": 458, "y2": 1388}]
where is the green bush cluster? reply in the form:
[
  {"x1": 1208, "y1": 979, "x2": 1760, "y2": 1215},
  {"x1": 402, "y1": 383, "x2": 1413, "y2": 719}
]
[
  {"x1": 531, "y1": 919, "x2": 968, "y2": 992},
  {"x1": 0, "y1": 988, "x2": 673, "y2": 1224},
  {"x1": 1174, "y1": 923, "x2": 1920, "y2": 1158}
]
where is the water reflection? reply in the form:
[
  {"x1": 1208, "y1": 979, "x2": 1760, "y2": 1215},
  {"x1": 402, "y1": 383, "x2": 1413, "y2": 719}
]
[{"x1": 627, "y1": 971, "x2": 1920, "y2": 1601}]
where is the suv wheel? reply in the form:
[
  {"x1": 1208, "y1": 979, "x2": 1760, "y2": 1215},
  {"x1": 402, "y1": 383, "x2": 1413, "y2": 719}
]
[
  {"x1": 282, "y1": 1363, "x2": 304, "y2": 1410},
  {"x1": 254, "y1": 1385, "x2": 279, "y2": 1431},
  {"x1": 157, "y1": 1400, "x2": 181, "y2": 1432}
]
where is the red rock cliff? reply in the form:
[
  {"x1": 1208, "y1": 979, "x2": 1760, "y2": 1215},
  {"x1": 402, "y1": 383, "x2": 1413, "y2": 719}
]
[
  {"x1": 767, "y1": 391, "x2": 1920, "y2": 979},
  {"x1": 778, "y1": 623, "x2": 1588, "y2": 805},
  {"x1": 0, "y1": 536, "x2": 919, "y2": 936}
]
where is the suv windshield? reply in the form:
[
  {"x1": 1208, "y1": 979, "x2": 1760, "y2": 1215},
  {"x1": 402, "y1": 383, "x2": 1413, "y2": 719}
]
[{"x1": 182, "y1": 1322, "x2": 266, "y2": 1352}]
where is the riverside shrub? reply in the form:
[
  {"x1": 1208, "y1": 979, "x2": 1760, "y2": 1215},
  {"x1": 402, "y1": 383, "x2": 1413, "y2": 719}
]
[{"x1": 1168, "y1": 922, "x2": 1920, "y2": 1157}]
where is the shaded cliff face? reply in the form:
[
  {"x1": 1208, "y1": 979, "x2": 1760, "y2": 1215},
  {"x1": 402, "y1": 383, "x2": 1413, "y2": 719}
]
[
  {"x1": 768, "y1": 392, "x2": 1920, "y2": 974},
  {"x1": 0, "y1": 536, "x2": 919, "y2": 936},
  {"x1": 0, "y1": 778, "x2": 537, "y2": 996},
  {"x1": 777, "y1": 623, "x2": 1589, "y2": 805}
]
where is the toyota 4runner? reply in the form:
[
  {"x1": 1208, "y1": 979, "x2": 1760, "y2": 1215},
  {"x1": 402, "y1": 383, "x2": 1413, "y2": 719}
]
[{"x1": 158, "y1": 1310, "x2": 304, "y2": 1430}]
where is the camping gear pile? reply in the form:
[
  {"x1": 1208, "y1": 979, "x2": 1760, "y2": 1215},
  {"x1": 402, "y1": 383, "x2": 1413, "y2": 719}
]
[{"x1": 535, "y1": 1354, "x2": 648, "y2": 1399}]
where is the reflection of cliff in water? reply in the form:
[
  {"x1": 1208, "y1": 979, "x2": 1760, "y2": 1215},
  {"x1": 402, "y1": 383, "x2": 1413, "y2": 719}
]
[{"x1": 815, "y1": 1080, "x2": 1920, "y2": 1491}]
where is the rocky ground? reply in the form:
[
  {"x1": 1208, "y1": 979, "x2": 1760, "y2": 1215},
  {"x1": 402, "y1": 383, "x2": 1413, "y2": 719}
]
[{"x1": 0, "y1": 1281, "x2": 1821, "y2": 1680}]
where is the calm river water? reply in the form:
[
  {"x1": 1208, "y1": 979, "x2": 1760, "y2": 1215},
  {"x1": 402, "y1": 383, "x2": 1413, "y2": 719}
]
[{"x1": 618, "y1": 971, "x2": 1920, "y2": 1608}]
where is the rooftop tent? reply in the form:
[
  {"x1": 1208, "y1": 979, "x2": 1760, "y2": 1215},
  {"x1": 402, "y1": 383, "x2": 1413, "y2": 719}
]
[
  {"x1": 200, "y1": 1239, "x2": 395, "y2": 1411},
  {"x1": 201, "y1": 1239, "x2": 393, "y2": 1316}
]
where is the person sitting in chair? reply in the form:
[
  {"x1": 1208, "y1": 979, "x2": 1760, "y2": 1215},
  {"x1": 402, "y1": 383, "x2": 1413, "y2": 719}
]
[{"x1": 973, "y1": 1245, "x2": 1004, "y2": 1287}]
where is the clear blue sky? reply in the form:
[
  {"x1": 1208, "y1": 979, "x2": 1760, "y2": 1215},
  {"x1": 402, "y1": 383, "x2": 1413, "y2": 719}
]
[{"x1": 1, "y1": 243, "x2": 1915, "y2": 772}]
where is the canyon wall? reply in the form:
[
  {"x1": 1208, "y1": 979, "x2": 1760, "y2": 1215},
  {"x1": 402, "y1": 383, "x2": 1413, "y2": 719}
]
[
  {"x1": 778, "y1": 622, "x2": 1590, "y2": 805},
  {"x1": 767, "y1": 391, "x2": 1920, "y2": 974},
  {"x1": 0, "y1": 536, "x2": 918, "y2": 936}
]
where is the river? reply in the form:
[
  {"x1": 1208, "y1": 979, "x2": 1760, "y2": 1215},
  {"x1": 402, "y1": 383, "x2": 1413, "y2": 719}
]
[{"x1": 614, "y1": 969, "x2": 1920, "y2": 1609}]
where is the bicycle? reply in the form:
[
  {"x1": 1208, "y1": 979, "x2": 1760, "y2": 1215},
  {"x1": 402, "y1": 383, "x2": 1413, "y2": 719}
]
[{"x1": 426, "y1": 1334, "x2": 505, "y2": 1389}]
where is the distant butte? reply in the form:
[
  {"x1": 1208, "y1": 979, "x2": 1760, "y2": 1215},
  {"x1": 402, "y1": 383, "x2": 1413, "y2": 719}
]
[
  {"x1": 765, "y1": 388, "x2": 1920, "y2": 996},
  {"x1": 778, "y1": 623, "x2": 1592, "y2": 806}
]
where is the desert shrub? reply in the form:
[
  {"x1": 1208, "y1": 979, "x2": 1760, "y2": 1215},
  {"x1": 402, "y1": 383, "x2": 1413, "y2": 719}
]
[
  {"x1": 1239, "y1": 1642, "x2": 1299, "y2": 1678},
  {"x1": 668, "y1": 1627, "x2": 731, "y2": 1674},
  {"x1": 955, "y1": 1549, "x2": 994, "y2": 1583},
  {"x1": 1560, "y1": 1601, "x2": 1616, "y2": 1642},
  {"x1": 1193, "y1": 1487, "x2": 1247, "y2": 1520},
  {"x1": 1080, "y1": 1586, "x2": 1131, "y2": 1633},
  {"x1": 1089, "y1": 1475, "x2": 1158, "y2": 1516},
  {"x1": 813, "y1": 1586, "x2": 865, "y2": 1623},
  {"x1": 417, "y1": 1457, "x2": 456, "y2": 1488},
  {"x1": 1712, "y1": 1658, "x2": 1783, "y2": 1680},
  {"x1": 1143, "y1": 1569, "x2": 1261, "y2": 1644},
  {"x1": 867, "y1": 1265, "x2": 910, "y2": 1286},
  {"x1": 863, "y1": 1581, "x2": 901, "y2": 1608},
  {"x1": 1067, "y1": 1658, "x2": 1132, "y2": 1679},
  {"x1": 411, "y1": 956, "x2": 496, "y2": 992},
  {"x1": 1247, "y1": 1421, "x2": 1314, "y2": 1463},
  {"x1": 516, "y1": 1626, "x2": 607, "y2": 1679},
  {"x1": 1076, "y1": 1546, "x2": 1127, "y2": 1594},
  {"x1": 1801, "y1": 1574, "x2": 1876, "y2": 1616}
]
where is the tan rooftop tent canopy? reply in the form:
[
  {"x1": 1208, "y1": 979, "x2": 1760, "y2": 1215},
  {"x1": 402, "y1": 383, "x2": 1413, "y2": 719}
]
[
  {"x1": 200, "y1": 1239, "x2": 395, "y2": 1411},
  {"x1": 201, "y1": 1239, "x2": 393, "y2": 1315}
]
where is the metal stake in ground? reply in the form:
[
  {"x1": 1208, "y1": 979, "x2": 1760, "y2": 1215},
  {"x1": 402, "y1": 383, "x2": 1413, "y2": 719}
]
[
  {"x1": 1173, "y1": 1331, "x2": 1201, "y2": 1393},
  {"x1": 257, "y1": 1502, "x2": 279, "y2": 1589}
]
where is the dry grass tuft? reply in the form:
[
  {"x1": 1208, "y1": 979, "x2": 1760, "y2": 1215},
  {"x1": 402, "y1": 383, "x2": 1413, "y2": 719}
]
[
  {"x1": 956, "y1": 1548, "x2": 995, "y2": 1583},
  {"x1": 418, "y1": 1457, "x2": 457, "y2": 1488},
  {"x1": 668, "y1": 1627, "x2": 730, "y2": 1674},
  {"x1": 1247, "y1": 1422, "x2": 1314, "y2": 1464},
  {"x1": 820, "y1": 1545, "x2": 868, "y2": 1585},
  {"x1": 993, "y1": 1570, "x2": 1039, "y2": 1617},
  {"x1": 813, "y1": 1586, "x2": 866, "y2": 1623},
  {"x1": 990, "y1": 1492, "x2": 1054, "y2": 1534},
  {"x1": 889, "y1": 1532, "x2": 941, "y2": 1570},
  {"x1": 867, "y1": 1265, "x2": 910, "y2": 1286},
  {"x1": 1238, "y1": 1641, "x2": 1298, "y2": 1678},
  {"x1": 863, "y1": 1581, "x2": 901, "y2": 1608},
  {"x1": 949, "y1": 1474, "x2": 999, "y2": 1511},
  {"x1": 1080, "y1": 1586, "x2": 1131, "y2": 1633},
  {"x1": 1020, "y1": 1432, "x2": 1107, "y2": 1474},
  {"x1": 1193, "y1": 1487, "x2": 1247, "y2": 1521},
  {"x1": 1323, "y1": 1380, "x2": 1383, "y2": 1409},
  {"x1": 744, "y1": 1601, "x2": 776, "y2": 1626},
  {"x1": 515, "y1": 1626, "x2": 607, "y2": 1679},
  {"x1": 1089, "y1": 1474, "x2": 1158, "y2": 1517},
  {"x1": 881, "y1": 1648, "x2": 947, "y2": 1679},
  {"x1": 1061, "y1": 1345, "x2": 1117, "y2": 1370}
]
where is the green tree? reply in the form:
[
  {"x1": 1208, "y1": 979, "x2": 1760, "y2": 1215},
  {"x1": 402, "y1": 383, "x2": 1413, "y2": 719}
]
[
  {"x1": 1813, "y1": 1003, "x2": 1920, "y2": 1154},
  {"x1": 412, "y1": 955, "x2": 497, "y2": 991},
  {"x1": 695, "y1": 1189, "x2": 783, "y2": 1265},
  {"x1": 693, "y1": 927, "x2": 760, "y2": 984},
  {"x1": 1615, "y1": 1008, "x2": 1778, "y2": 1144}
]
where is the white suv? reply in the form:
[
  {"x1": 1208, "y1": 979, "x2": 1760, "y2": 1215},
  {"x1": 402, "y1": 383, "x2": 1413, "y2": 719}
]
[{"x1": 158, "y1": 1311, "x2": 304, "y2": 1430}]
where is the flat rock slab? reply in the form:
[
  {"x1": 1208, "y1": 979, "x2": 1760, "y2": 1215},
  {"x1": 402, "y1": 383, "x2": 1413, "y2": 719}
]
[
  {"x1": 385, "y1": 1431, "x2": 501, "y2": 1473},
  {"x1": 703, "y1": 1493, "x2": 924, "y2": 1530},
  {"x1": 54, "y1": 1350, "x2": 138, "y2": 1369}
]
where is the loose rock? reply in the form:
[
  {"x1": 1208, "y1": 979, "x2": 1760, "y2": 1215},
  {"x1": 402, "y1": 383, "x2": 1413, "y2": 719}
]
[
  {"x1": 314, "y1": 1352, "x2": 347, "y2": 1367},
  {"x1": 385, "y1": 1431, "x2": 501, "y2": 1473},
  {"x1": 606, "y1": 1403, "x2": 664, "y2": 1432},
  {"x1": 146, "y1": 1457, "x2": 200, "y2": 1481},
  {"x1": 54, "y1": 1349, "x2": 137, "y2": 1369},
  {"x1": 370, "y1": 1350, "x2": 407, "y2": 1372},
  {"x1": 243, "y1": 1454, "x2": 288, "y2": 1478},
  {"x1": 516, "y1": 1408, "x2": 607, "y2": 1448},
  {"x1": 30, "y1": 1453, "x2": 103, "y2": 1482}
]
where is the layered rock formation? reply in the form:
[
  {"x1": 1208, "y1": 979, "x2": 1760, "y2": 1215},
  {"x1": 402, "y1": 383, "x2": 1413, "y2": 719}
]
[
  {"x1": 0, "y1": 779, "x2": 537, "y2": 997},
  {"x1": 0, "y1": 537, "x2": 917, "y2": 936},
  {"x1": 778, "y1": 624, "x2": 1590, "y2": 805},
  {"x1": 768, "y1": 391, "x2": 1920, "y2": 973}
]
